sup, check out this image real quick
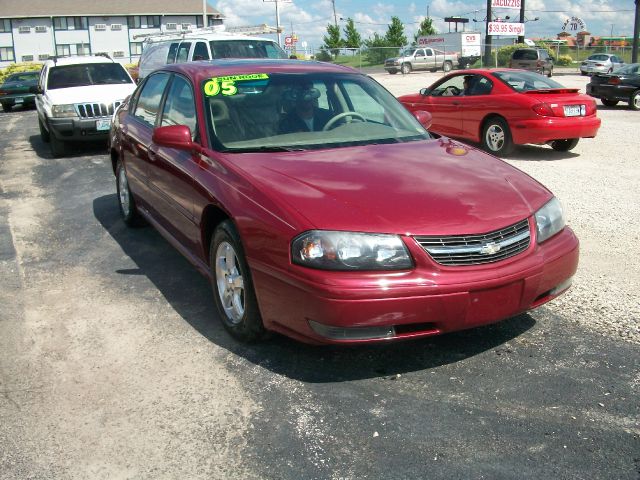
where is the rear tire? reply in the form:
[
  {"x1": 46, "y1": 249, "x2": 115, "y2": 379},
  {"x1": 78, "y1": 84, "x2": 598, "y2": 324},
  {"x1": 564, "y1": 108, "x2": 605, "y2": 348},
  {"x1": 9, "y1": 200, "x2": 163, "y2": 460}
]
[
  {"x1": 1, "y1": 103, "x2": 11, "y2": 112},
  {"x1": 401, "y1": 63, "x2": 411, "y2": 75},
  {"x1": 443, "y1": 61, "x2": 453, "y2": 73},
  {"x1": 482, "y1": 117, "x2": 514, "y2": 156},
  {"x1": 211, "y1": 220, "x2": 265, "y2": 342},
  {"x1": 387, "y1": 69, "x2": 398, "y2": 75},
  {"x1": 550, "y1": 138, "x2": 579, "y2": 152},
  {"x1": 601, "y1": 99, "x2": 619, "y2": 107},
  {"x1": 630, "y1": 90, "x2": 640, "y2": 111}
]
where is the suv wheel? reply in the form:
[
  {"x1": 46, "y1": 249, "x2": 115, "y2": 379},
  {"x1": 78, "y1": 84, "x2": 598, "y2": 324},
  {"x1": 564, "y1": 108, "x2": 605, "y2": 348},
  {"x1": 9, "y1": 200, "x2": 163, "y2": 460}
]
[
  {"x1": 601, "y1": 99, "x2": 619, "y2": 107},
  {"x1": 401, "y1": 63, "x2": 411, "y2": 75},
  {"x1": 630, "y1": 90, "x2": 640, "y2": 111},
  {"x1": 547, "y1": 67, "x2": 553, "y2": 78},
  {"x1": 443, "y1": 61, "x2": 453, "y2": 73}
]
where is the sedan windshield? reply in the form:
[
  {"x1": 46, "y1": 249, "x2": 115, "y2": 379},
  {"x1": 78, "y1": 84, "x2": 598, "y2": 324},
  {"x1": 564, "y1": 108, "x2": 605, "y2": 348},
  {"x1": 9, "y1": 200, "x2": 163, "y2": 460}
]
[
  {"x1": 47, "y1": 63, "x2": 133, "y2": 89},
  {"x1": 493, "y1": 70, "x2": 565, "y2": 92},
  {"x1": 204, "y1": 72, "x2": 430, "y2": 152}
]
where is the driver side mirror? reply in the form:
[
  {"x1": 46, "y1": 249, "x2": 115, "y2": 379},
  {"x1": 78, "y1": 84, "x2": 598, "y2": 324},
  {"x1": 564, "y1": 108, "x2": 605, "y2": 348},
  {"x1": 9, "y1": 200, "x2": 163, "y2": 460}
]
[
  {"x1": 419, "y1": 87, "x2": 430, "y2": 96},
  {"x1": 413, "y1": 110, "x2": 432, "y2": 130},
  {"x1": 152, "y1": 125, "x2": 201, "y2": 152},
  {"x1": 30, "y1": 85, "x2": 42, "y2": 94}
]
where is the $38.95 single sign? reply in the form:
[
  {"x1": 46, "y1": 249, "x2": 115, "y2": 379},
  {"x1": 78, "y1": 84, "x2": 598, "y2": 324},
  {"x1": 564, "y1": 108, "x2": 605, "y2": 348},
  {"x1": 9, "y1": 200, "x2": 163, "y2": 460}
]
[{"x1": 488, "y1": 22, "x2": 525, "y2": 36}]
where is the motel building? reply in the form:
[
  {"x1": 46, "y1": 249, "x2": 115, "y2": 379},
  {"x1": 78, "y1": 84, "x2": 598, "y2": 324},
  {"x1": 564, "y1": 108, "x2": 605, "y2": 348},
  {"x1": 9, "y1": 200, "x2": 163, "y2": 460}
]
[{"x1": 0, "y1": 0, "x2": 223, "y2": 67}]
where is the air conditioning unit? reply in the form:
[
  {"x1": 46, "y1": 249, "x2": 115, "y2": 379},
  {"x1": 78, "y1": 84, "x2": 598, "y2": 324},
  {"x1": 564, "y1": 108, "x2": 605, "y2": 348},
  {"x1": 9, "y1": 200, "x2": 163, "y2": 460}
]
[
  {"x1": 113, "y1": 51, "x2": 125, "y2": 57},
  {"x1": 22, "y1": 55, "x2": 34, "y2": 62},
  {"x1": 35, "y1": 26, "x2": 47, "y2": 33},
  {"x1": 181, "y1": 23, "x2": 191, "y2": 30},
  {"x1": 19, "y1": 26, "x2": 31, "y2": 33},
  {"x1": 166, "y1": 23, "x2": 177, "y2": 30},
  {"x1": 38, "y1": 54, "x2": 50, "y2": 60},
  {"x1": 111, "y1": 24, "x2": 122, "y2": 31},
  {"x1": 94, "y1": 24, "x2": 107, "y2": 31}
]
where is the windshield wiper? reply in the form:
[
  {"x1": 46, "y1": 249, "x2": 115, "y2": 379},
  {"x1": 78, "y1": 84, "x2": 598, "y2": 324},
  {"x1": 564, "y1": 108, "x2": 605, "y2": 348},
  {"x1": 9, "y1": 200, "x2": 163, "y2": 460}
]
[{"x1": 225, "y1": 146, "x2": 307, "y2": 153}]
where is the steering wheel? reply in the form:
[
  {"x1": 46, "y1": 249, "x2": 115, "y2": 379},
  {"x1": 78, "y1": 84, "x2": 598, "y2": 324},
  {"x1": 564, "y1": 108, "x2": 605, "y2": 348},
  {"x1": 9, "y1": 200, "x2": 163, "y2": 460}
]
[
  {"x1": 322, "y1": 111, "x2": 367, "y2": 131},
  {"x1": 443, "y1": 86, "x2": 461, "y2": 96}
]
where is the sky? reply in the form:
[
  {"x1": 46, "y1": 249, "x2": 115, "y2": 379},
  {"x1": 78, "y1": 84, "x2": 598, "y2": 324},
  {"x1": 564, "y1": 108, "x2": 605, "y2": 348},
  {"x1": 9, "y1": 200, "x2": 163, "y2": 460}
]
[{"x1": 211, "y1": 0, "x2": 637, "y2": 51}]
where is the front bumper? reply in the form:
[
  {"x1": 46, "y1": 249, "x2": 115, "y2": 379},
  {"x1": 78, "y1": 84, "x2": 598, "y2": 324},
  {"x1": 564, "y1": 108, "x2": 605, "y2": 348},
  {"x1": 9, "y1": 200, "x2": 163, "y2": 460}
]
[
  {"x1": 0, "y1": 93, "x2": 35, "y2": 107},
  {"x1": 509, "y1": 115, "x2": 601, "y2": 145},
  {"x1": 250, "y1": 226, "x2": 579, "y2": 344},
  {"x1": 48, "y1": 116, "x2": 111, "y2": 141}
]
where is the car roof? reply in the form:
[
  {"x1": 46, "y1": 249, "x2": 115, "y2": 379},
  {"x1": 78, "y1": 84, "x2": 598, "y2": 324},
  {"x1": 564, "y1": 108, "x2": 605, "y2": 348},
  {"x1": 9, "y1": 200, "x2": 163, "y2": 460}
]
[
  {"x1": 160, "y1": 59, "x2": 359, "y2": 84},
  {"x1": 45, "y1": 55, "x2": 116, "y2": 67}
]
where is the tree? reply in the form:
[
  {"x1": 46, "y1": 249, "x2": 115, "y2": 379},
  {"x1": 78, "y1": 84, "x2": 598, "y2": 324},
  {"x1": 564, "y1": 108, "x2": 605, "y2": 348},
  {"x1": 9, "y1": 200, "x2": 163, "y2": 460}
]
[
  {"x1": 363, "y1": 32, "x2": 391, "y2": 65},
  {"x1": 323, "y1": 24, "x2": 343, "y2": 58},
  {"x1": 385, "y1": 16, "x2": 407, "y2": 48},
  {"x1": 343, "y1": 18, "x2": 362, "y2": 50},
  {"x1": 413, "y1": 17, "x2": 436, "y2": 44}
]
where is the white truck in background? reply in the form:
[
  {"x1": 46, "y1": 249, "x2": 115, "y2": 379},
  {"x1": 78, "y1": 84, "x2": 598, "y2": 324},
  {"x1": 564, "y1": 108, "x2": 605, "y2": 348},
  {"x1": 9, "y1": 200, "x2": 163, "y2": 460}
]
[
  {"x1": 417, "y1": 32, "x2": 483, "y2": 70},
  {"x1": 384, "y1": 46, "x2": 460, "y2": 74}
]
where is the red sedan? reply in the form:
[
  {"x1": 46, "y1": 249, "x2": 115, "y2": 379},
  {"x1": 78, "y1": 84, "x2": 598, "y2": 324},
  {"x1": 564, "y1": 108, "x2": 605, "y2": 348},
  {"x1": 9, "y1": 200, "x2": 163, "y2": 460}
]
[
  {"x1": 110, "y1": 60, "x2": 578, "y2": 344},
  {"x1": 398, "y1": 69, "x2": 601, "y2": 156}
]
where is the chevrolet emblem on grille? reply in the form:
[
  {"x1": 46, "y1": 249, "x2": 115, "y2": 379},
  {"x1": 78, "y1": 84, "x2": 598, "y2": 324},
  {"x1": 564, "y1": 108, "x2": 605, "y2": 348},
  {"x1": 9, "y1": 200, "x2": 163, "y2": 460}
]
[{"x1": 479, "y1": 242, "x2": 501, "y2": 255}]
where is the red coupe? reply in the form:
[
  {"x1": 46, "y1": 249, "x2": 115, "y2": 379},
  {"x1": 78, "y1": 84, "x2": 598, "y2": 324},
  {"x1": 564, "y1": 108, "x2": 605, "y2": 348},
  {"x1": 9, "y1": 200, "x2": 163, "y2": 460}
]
[
  {"x1": 398, "y1": 69, "x2": 601, "y2": 156},
  {"x1": 110, "y1": 60, "x2": 578, "y2": 345}
]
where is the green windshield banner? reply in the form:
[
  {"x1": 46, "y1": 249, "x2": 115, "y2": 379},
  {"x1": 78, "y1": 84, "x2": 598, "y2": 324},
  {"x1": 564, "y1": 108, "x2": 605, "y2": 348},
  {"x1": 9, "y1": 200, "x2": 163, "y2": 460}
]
[{"x1": 204, "y1": 74, "x2": 270, "y2": 96}]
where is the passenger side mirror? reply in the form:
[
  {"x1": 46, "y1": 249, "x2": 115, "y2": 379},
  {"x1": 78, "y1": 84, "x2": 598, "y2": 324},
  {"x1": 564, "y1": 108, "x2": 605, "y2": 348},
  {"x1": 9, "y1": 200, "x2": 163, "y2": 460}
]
[
  {"x1": 419, "y1": 87, "x2": 430, "y2": 96},
  {"x1": 152, "y1": 125, "x2": 200, "y2": 152},
  {"x1": 413, "y1": 110, "x2": 432, "y2": 130}
]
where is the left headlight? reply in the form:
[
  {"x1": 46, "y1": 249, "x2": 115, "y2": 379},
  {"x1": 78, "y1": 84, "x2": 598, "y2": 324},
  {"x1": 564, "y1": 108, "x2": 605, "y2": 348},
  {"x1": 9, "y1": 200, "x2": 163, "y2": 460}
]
[
  {"x1": 292, "y1": 230, "x2": 413, "y2": 271},
  {"x1": 51, "y1": 104, "x2": 77, "y2": 118},
  {"x1": 535, "y1": 197, "x2": 566, "y2": 243}
]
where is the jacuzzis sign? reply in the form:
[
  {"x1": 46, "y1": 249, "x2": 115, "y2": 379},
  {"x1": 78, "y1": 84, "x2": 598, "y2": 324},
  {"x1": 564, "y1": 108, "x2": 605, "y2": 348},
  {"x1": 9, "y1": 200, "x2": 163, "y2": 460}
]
[{"x1": 491, "y1": 0, "x2": 522, "y2": 9}]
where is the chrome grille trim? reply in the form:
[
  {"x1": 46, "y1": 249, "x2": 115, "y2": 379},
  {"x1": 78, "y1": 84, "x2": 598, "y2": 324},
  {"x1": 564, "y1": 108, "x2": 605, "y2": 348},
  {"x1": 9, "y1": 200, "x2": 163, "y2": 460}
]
[
  {"x1": 75, "y1": 101, "x2": 122, "y2": 119},
  {"x1": 414, "y1": 219, "x2": 531, "y2": 266}
]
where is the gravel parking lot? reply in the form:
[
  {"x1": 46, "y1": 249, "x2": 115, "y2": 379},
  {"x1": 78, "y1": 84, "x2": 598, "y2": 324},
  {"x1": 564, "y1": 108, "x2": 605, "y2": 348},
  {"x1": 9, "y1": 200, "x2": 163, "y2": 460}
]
[{"x1": 0, "y1": 71, "x2": 638, "y2": 479}]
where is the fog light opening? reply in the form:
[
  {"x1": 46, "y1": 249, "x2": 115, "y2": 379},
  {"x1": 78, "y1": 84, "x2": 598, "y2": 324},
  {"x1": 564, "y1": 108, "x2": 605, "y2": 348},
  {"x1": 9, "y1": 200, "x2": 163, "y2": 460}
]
[
  {"x1": 550, "y1": 276, "x2": 573, "y2": 296},
  {"x1": 308, "y1": 320, "x2": 395, "y2": 341}
]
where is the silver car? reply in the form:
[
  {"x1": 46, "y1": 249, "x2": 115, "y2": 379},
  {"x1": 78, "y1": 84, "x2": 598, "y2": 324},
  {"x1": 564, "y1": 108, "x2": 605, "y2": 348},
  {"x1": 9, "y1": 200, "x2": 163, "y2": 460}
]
[{"x1": 580, "y1": 53, "x2": 625, "y2": 76}]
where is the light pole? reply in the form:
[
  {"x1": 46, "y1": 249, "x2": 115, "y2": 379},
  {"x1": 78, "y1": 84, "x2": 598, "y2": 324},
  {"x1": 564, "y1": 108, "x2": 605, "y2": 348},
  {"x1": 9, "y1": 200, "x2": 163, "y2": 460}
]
[
  {"x1": 484, "y1": 0, "x2": 492, "y2": 63},
  {"x1": 518, "y1": 0, "x2": 525, "y2": 43},
  {"x1": 633, "y1": 0, "x2": 639, "y2": 63}
]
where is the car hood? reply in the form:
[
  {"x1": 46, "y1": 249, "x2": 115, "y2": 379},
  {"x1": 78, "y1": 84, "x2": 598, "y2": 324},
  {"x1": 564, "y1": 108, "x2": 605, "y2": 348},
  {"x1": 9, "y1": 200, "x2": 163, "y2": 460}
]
[
  {"x1": 45, "y1": 84, "x2": 136, "y2": 104},
  {"x1": 227, "y1": 139, "x2": 552, "y2": 236}
]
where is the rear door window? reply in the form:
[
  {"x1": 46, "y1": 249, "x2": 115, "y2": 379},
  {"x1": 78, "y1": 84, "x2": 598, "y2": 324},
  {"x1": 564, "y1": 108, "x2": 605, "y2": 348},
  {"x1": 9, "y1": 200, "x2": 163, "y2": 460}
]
[
  {"x1": 134, "y1": 73, "x2": 170, "y2": 127},
  {"x1": 193, "y1": 42, "x2": 210, "y2": 60}
]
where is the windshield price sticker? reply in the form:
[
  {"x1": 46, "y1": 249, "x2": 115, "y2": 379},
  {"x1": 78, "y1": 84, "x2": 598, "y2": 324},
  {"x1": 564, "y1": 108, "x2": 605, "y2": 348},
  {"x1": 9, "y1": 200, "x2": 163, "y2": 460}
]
[{"x1": 204, "y1": 74, "x2": 270, "y2": 96}]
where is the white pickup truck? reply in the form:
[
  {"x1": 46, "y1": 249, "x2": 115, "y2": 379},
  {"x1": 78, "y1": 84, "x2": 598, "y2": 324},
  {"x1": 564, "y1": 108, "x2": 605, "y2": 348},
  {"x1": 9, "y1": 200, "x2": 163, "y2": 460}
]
[{"x1": 384, "y1": 47, "x2": 459, "y2": 74}]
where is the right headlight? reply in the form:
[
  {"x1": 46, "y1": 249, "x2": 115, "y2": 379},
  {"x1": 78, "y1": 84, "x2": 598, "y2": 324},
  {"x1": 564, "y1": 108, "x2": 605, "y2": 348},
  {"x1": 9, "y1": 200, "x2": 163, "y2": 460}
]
[
  {"x1": 51, "y1": 104, "x2": 77, "y2": 118},
  {"x1": 535, "y1": 197, "x2": 565, "y2": 243},
  {"x1": 291, "y1": 230, "x2": 413, "y2": 271}
]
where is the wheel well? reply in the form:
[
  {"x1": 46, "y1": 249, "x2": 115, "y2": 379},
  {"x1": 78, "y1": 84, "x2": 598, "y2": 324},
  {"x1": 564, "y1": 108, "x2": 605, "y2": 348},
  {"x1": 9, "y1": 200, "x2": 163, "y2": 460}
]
[
  {"x1": 480, "y1": 114, "x2": 507, "y2": 139},
  {"x1": 201, "y1": 205, "x2": 231, "y2": 265}
]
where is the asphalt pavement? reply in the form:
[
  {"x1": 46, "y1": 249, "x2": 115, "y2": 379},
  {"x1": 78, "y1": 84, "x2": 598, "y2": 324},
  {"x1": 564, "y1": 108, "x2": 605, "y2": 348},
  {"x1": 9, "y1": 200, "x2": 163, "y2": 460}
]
[{"x1": 0, "y1": 105, "x2": 638, "y2": 479}]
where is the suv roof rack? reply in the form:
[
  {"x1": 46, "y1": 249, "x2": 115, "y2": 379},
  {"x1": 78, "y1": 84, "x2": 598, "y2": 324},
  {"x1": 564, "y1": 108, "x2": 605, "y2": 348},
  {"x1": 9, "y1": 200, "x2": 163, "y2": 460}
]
[{"x1": 134, "y1": 24, "x2": 281, "y2": 41}]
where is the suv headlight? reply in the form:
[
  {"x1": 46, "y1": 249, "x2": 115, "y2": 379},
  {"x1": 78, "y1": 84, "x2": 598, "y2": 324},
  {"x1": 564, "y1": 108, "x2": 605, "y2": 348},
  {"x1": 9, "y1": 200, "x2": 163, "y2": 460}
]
[
  {"x1": 535, "y1": 197, "x2": 565, "y2": 243},
  {"x1": 292, "y1": 230, "x2": 413, "y2": 271},
  {"x1": 51, "y1": 104, "x2": 77, "y2": 118}
]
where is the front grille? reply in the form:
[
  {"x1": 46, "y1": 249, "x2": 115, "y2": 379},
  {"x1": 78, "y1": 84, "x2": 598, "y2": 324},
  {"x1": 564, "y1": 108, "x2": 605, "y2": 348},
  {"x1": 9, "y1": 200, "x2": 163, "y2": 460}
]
[
  {"x1": 414, "y1": 219, "x2": 531, "y2": 266},
  {"x1": 76, "y1": 101, "x2": 121, "y2": 118}
]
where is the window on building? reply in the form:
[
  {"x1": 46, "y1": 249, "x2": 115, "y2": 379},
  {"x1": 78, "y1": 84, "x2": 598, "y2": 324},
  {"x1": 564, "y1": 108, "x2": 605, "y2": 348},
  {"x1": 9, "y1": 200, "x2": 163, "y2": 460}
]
[
  {"x1": 130, "y1": 42, "x2": 143, "y2": 56},
  {"x1": 76, "y1": 43, "x2": 90, "y2": 55},
  {"x1": 56, "y1": 44, "x2": 71, "y2": 57},
  {"x1": 0, "y1": 19, "x2": 10, "y2": 33},
  {"x1": 0, "y1": 47, "x2": 15, "y2": 61},
  {"x1": 128, "y1": 16, "x2": 160, "y2": 29},
  {"x1": 54, "y1": 17, "x2": 87, "y2": 30},
  {"x1": 196, "y1": 16, "x2": 216, "y2": 28}
]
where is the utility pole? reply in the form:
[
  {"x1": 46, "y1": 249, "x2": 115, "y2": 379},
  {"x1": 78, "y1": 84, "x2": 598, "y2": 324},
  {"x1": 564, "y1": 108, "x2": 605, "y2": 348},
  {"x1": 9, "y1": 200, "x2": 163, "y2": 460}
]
[
  {"x1": 633, "y1": 0, "x2": 639, "y2": 63},
  {"x1": 331, "y1": 0, "x2": 338, "y2": 27},
  {"x1": 484, "y1": 0, "x2": 492, "y2": 64},
  {"x1": 518, "y1": 0, "x2": 525, "y2": 44}
]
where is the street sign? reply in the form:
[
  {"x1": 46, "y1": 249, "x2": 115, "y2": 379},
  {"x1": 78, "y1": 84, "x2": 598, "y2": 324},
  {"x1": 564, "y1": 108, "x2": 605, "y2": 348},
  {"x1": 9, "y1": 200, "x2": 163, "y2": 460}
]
[{"x1": 488, "y1": 22, "x2": 525, "y2": 36}]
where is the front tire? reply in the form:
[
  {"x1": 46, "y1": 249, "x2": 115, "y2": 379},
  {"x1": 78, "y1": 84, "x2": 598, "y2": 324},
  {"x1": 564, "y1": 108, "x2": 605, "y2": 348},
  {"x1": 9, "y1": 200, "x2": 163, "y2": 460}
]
[
  {"x1": 116, "y1": 161, "x2": 142, "y2": 226},
  {"x1": 443, "y1": 61, "x2": 453, "y2": 73},
  {"x1": 211, "y1": 220, "x2": 265, "y2": 342},
  {"x1": 387, "y1": 69, "x2": 398, "y2": 75},
  {"x1": 39, "y1": 118, "x2": 50, "y2": 142},
  {"x1": 49, "y1": 132, "x2": 66, "y2": 158},
  {"x1": 551, "y1": 138, "x2": 579, "y2": 152},
  {"x1": 630, "y1": 90, "x2": 640, "y2": 111},
  {"x1": 547, "y1": 67, "x2": 553, "y2": 78},
  {"x1": 601, "y1": 99, "x2": 619, "y2": 107},
  {"x1": 482, "y1": 117, "x2": 514, "y2": 156},
  {"x1": 1, "y1": 103, "x2": 12, "y2": 112},
  {"x1": 401, "y1": 63, "x2": 412, "y2": 75}
]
